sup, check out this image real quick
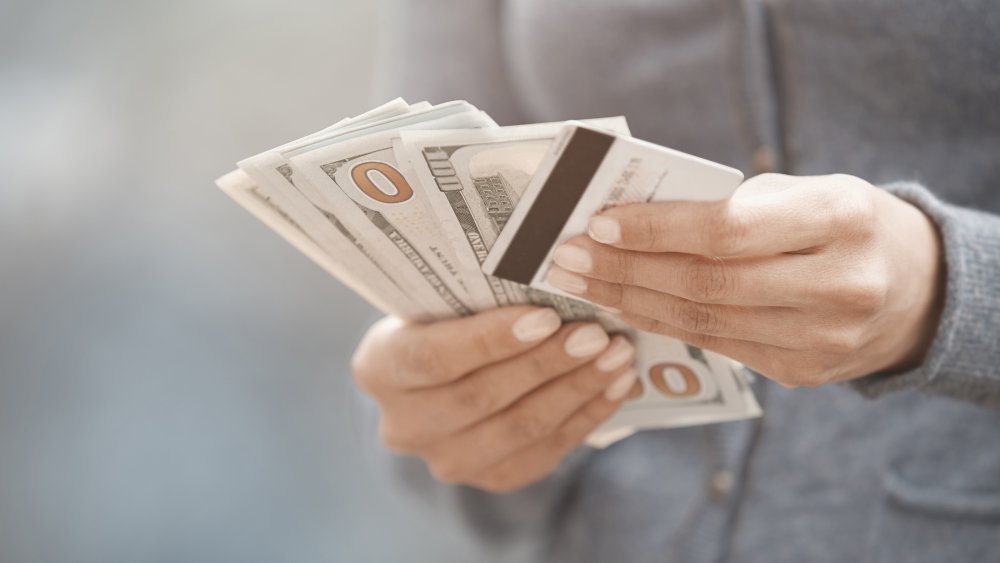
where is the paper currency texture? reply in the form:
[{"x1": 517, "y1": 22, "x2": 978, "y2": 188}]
[{"x1": 215, "y1": 99, "x2": 762, "y2": 447}]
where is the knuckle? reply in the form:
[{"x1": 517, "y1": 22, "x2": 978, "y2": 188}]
[
  {"x1": 626, "y1": 314, "x2": 713, "y2": 348},
  {"x1": 378, "y1": 419, "x2": 421, "y2": 454},
  {"x1": 683, "y1": 257, "x2": 735, "y2": 303},
  {"x1": 619, "y1": 285, "x2": 647, "y2": 312},
  {"x1": 610, "y1": 250, "x2": 640, "y2": 285},
  {"x1": 505, "y1": 411, "x2": 552, "y2": 443},
  {"x1": 821, "y1": 328, "x2": 866, "y2": 356},
  {"x1": 577, "y1": 400, "x2": 614, "y2": 431},
  {"x1": 403, "y1": 338, "x2": 448, "y2": 383},
  {"x1": 468, "y1": 323, "x2": 501, "y2": 362},
  {"x1": 562, "y1": 371, "x2": 600, "y2": 399},
  {"x1": 637, "y1": 214, "x2": 663, "y2": 251},
  {"x1": 427, "y1": 460, "x2": 466, "y2": 484},
  {"x1": 548, "y1": 426, "x2": 579, "y2": 453},
  {"x1": 831, "y1": 179, "x2": 878, "y2": 233},
  {"x1": 797, "y1": 330, "x2": 833, "y2": 352},
  {"x1": 708, "y1": 208, "x2": 749, "y2": 257},
  {"x1": 840, "y1": 275, "x2": 889, "y2": 314},
  {"x1": 594, "y1": 281, "x2": 627, "y2": 309},
  {"x1": 842, "y1": 197, "x2": 877, "y2": 234},
  {"x1": 857, "y1": 280, "x2": 888, "y2": 313},
  {"x1": 672, "y1": 301, "x2": 723, "y2": 335},
  {"x1": 451, "y1": 382, "x2": 498, "y2": 416},
  {"x1": 807, "y1": 187, "x2": 842, "y2": 226},
  {"x1": 522, "y1": 346, "x2": 555, "y2": 377}
]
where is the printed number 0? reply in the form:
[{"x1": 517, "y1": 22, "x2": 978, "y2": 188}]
[
  {"x1": 351, "y1": 162, "x2": 414, "y2": 204},
  {"x1": 649, "y1": 363, "x2": 702, "y2": 398}
]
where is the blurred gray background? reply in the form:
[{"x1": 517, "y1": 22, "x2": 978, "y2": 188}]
[{"x1": 0, "y1": 0, "x2": 489, "y2": 561}]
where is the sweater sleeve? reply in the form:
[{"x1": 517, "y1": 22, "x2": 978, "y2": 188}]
[{"x1": 849, "y1": 182, "x2": 1000, "y2": 409}]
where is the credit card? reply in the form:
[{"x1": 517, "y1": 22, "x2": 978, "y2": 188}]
[{"x1": 483, "y1": 122, "x2": 744, "y2": 299}]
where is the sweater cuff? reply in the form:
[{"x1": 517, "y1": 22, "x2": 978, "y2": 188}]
[{"x1": 848, "y1": 182, "x2": 1000, "y2": 408}]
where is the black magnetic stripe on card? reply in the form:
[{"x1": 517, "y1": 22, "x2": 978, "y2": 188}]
[{"x1": 492, "y1": 127, "x2": 615, "y2": 285}]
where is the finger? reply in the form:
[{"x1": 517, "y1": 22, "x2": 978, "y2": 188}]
[
  {"x1": 619, "y1": 311, "x2": 845, "y2": 390},
  {"x1": 616, "y1": 310, "x2": 792, "y2": 371},
  {"x1": 586, "y1": 174, "x2": 862, "y2": 256},
  {"x1": 556, "y1": 271, "x2": 802, "y2": 347},
  {"x1": 381, "y1": 327, "x2": 625, "y2": 449},
  {"x1": 466, "y1": 394, "x2": 624, "y2": 493},
  {"x1": 549, "y1": 237, "x2": 812, "y2": 306},
  {"x1": 355, "y1": 306, "x2": 563, "y2": 391},
  {"x1": 420, "y1": 360, "x2": 636, "y2": 482}
]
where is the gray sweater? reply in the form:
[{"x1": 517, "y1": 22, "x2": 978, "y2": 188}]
[{"x1": 379, "y1": 1, "x2": 1000, "y2": 561}]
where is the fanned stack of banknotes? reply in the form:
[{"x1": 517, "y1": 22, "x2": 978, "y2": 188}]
[{"x1": 216, "y1": 98, "x2": 761, "y2": 447}]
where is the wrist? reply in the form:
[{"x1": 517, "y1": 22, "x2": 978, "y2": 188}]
[{"x1": 885, "y1": 198, "x2": 947, "y2": 373}]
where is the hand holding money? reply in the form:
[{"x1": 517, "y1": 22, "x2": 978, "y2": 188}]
[
  {"x1": 546, "y1": 172, "x2": 945, "y2": 386},
  {"x1": 215, "y1": 99, "x2": 762, "y2": 450},
  {"x1": 352, "y1": 307, "x2": 639, "y2": 492}
]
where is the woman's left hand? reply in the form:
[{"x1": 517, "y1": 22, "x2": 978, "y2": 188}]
[{"x1": 546, "y1": 173, "x2": 946, "y2": 387}]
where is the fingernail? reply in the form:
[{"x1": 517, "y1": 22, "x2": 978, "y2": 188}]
[
  {"x1": 595, "y1": 338, "x2": 635, "y2": 372},
  {"x1": 546, "y1": 268, "x2": 587, "y2": 294},
  {"x1": 512, "y1": 308, "x2": 562, "y2": 342},
  {"x1": 604, "y1": 369, "x2": 639, "y2": 401},
  {"x1": 588, "y1": 216, "x2": 621, "y2": 244},
  {"x1": 564, "y1": 324, "x2": 610, "y2": 358},
  {"x1": 552, "y1": 244, "x2": 592, "y2": 273}
]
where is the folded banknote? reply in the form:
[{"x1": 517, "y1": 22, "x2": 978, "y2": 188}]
[{"x1": 215, "y1": 99, "x2": 761, "y2": 447}]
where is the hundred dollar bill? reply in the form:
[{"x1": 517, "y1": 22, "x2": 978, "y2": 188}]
[
  {"x1": 214, "y1": 169, "x2": 423, "y2": 319},
  {"x1": 237, "y1": 99, "x2": 447, "y2": 318},
  {"x1": 393, "y1": 119, "x2": 629, "y2": 314},
  {"x1": 218, "y1": 100, "x2": 764, "y2": 446},
  {"x1": 395, "y1": 121, "x2": 761, "y2": 444},
  {"x1": 287, "y1": 105, "x2": 499, "y2": 318}
]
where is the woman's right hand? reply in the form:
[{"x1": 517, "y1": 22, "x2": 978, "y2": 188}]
[{"x1": 352, "y1": 306, "x2": 639, "y2": 493}]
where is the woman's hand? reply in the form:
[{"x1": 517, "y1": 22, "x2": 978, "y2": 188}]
[
  {"x1": 352, "y1": 306, "x2": 639, "y2": 492},
  {"x1": 546, "y1": 173, "x2": 945, "y2": 387}
]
